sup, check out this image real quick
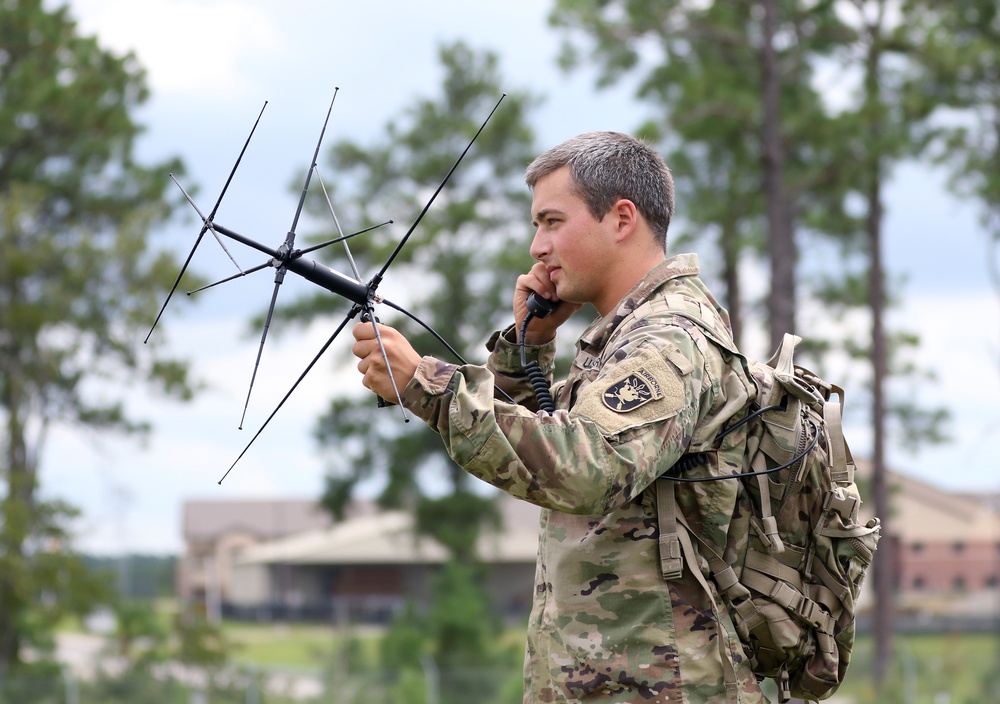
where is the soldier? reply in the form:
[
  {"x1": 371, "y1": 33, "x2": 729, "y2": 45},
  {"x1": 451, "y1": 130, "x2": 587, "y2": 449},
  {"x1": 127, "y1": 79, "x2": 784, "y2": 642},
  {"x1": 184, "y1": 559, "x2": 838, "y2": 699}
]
[{"x1": 352, "y1": 132, "x2": 768, "y2": 703}]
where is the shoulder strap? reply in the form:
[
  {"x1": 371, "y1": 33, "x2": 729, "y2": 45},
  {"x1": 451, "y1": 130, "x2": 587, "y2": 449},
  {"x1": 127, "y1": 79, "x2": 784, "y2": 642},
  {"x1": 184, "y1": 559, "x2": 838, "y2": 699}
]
[{"x1": 655, "y1": 479, "x2": 740, "y2": 703}]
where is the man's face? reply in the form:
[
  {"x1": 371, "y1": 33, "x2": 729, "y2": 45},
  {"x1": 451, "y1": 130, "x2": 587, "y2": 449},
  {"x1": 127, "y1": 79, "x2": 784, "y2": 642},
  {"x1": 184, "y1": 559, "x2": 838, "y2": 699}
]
[{"x1": 529, "y1": 166, "x2": 617, "y2": 311}]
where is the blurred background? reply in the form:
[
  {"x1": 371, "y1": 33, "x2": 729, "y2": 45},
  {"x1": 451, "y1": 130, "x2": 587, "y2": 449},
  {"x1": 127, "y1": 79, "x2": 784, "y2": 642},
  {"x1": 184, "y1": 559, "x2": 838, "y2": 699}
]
[{"x1": 2, "y1": 0, "x2": 999, "y2": 701}]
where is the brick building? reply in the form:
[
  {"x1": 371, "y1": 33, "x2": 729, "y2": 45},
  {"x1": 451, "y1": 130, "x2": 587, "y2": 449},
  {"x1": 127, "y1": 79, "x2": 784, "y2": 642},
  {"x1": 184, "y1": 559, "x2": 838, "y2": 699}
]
[{"x1": 884, "y1": 469, "x2": 1000, "y2": 616}]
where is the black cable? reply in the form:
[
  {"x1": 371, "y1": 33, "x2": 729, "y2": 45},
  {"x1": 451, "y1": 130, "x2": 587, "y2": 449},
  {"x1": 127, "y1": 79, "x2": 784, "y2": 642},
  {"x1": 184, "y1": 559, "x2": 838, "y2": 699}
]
[
  {"x1": 519, "y1": 312, "x2": 556, "y2": 413},
  {"x1": 380, "y1": 297, "x2": 516, "y2": 405},
  {"x1": 664, "y1": 416, "x2": 820, "y2": 483}
]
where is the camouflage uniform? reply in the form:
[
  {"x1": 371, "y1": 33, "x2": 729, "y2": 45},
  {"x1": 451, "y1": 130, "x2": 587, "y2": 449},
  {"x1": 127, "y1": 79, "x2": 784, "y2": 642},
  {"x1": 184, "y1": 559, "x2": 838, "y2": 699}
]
[{"x1": 401, "y1": 254, "x2": 769, "y2": 703}]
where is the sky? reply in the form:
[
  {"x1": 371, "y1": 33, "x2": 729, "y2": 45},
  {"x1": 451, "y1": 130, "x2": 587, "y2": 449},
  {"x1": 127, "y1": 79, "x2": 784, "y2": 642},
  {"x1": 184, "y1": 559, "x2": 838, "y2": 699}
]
[{"x1": 40, "y1": 0, "x2": 1000, "y2": 555}]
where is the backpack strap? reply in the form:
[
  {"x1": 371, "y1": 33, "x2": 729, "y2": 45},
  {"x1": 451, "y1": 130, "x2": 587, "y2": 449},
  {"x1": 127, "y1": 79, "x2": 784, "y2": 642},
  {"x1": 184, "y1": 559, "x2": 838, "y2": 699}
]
[
  {"x1": 821, "y1": 385, "x2": 855, "y2": 485},
  {"x1": 655, "y1": 477, "x2": 684, "y2": 580},
  {"x1": 655, "y1": 479, "x2": 740, "y2": 703},
  {"x1": 751, "y1": 472, "x2": 784, "y2": 555}
]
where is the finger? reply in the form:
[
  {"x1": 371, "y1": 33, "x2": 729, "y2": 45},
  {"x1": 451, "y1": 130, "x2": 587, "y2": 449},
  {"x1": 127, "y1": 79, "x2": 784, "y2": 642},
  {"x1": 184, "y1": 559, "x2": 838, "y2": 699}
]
[
  {"x1": 351, "y1": 338, "x2": 375, "y2": 361},
  {"x1": 528, "y1": 262, "x2": 558, "y2": 299},
  {"x1": 352, "y1": 322, "x2": 377, "y2": 341},
  {"x1": 516, "y1": 265, "x2": 557, "y2": 303}
]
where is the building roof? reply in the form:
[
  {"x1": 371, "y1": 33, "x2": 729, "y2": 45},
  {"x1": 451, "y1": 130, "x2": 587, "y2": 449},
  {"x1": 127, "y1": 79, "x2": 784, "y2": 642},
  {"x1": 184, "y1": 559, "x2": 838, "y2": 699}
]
[
  {"x1": 193, "y1": 464, "x2": 998, "y2": 569},
  {"x1": 182, "y1": 499, "x2": 334, "y2": 542},
  {"x1": 853, "y1": 460, "x2": 999, "y2": 541},
  {"x1": 237, "y1": 493, "x2": 541, "y2": 566},
  {"x1": 886, "y1": 469, "x2": 999, "y2": 542}
]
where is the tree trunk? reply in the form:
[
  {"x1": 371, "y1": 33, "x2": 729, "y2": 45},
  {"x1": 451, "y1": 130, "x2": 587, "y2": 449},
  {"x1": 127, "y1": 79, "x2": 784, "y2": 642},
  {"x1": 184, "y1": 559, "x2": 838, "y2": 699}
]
[
  {"x1": 761, "y1": 0, "x2": 797, "y2": 352},
  {"x1": 868, "y1": 158, "x2": 893, "y2": 689},
  {"x1": 862, "y1": 31, "x2": 894, "y2": 686},
  {"x1": 721, "y1": 222, "x2": 743, "y2": 347},
  {"x1": 0, "y1": 393, "x2": 34, "y2": 677}
]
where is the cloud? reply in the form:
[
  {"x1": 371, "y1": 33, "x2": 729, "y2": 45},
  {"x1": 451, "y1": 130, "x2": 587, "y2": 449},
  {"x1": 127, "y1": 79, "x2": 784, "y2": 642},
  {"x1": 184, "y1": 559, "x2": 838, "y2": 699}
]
[
  {"x1": 66, "y1": 0, "x2": 283, "y2": 100},
  {"x1": 880, "y1": 288, "x2": 999, "y2": 489}
]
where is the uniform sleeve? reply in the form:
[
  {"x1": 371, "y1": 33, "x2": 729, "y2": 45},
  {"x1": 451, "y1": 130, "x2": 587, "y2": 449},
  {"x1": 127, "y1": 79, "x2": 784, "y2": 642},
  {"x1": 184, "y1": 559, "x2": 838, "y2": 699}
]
[
  {"x1": 401, "y1": 322, "x2": 724, "y2": 515},
  {"x1": 483, "y1": 325, "x2": 556, "y2": 410}
]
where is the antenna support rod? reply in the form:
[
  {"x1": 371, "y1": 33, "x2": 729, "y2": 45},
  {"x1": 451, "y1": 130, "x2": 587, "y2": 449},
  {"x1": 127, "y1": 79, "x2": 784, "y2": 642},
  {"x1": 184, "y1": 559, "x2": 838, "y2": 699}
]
[{"x1": 211, "y1": 222, "x2": 371, "y2": 305}]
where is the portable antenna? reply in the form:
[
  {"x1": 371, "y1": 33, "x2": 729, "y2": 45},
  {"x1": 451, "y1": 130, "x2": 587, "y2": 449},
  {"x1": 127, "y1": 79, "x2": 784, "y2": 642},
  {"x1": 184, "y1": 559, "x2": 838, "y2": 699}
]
[
  {"x1": 151, "y1": 91, "x2": 508, "y2": 484},
  {"x1": 145, "y1": 101, "x2": 267, "y2": 343},
  {"x1": 219, "y1": 94, "x2": 506, "y2": 482}
]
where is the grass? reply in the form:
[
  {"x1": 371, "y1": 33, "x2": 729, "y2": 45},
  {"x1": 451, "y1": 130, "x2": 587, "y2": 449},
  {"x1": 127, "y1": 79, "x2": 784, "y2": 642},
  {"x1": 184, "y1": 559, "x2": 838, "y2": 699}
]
[
  {"x1": 217, "y1": 624, "x2": 1000, "y2": 702},
  {"x1": 62, "y1": 602, "x2": 1000, "y2": 703},
  {"x1": 836, "y1": 632, "x2": 1000, "y2": 704},
  {"x1": 222, "y1": 622, "x2": 382, "y2": 672}
]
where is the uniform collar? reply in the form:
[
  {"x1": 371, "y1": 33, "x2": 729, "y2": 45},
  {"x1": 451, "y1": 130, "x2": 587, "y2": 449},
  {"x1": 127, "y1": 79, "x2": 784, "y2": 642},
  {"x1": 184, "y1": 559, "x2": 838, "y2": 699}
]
[{"x1": 578, "y1": 253, "x2": 701, "y2": 353}]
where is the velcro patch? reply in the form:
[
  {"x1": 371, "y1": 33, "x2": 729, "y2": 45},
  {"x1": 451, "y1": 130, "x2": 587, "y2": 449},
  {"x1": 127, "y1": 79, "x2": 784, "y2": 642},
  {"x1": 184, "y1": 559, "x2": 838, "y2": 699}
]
[{"x1": 574, "y1": 347, "x2": 688, "y2": 436}]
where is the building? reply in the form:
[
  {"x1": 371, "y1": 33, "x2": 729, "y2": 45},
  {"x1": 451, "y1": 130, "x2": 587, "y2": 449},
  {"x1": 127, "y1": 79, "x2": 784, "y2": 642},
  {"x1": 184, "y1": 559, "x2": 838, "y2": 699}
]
[
  {"x1": 178, "y1": 499, "x2": 333, "y2": 619},
  {"x1": 886, "y1": 470, "x2": 1000, "y2": 618},
  {"x1": 178, "y1": 492, "x2": 539, "y2": 624},
  {"x1": 177, "y1": 468, "x2": 1000, "y2": 625}
]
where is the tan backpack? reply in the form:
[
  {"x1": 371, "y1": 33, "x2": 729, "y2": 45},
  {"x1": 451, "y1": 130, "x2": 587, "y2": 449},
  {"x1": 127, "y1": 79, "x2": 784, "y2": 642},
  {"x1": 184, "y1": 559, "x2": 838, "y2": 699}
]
[{"x1": 655, "y1": 312, "x2": 881, "y2": 702}]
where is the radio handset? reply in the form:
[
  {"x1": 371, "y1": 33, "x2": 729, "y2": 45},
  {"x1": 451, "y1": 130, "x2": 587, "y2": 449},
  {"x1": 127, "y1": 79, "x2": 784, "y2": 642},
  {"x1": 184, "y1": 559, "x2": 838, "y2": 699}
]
[
  {"x1": 519, "y1": 292, "x2": 560, "y2": 412},
  {"x1": 526, "y1": 291, "x2": 560, "y2": 319}
]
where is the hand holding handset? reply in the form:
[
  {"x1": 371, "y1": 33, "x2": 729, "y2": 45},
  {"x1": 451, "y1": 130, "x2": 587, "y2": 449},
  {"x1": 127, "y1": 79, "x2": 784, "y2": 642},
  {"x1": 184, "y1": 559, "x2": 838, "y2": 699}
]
[{"x1": 520, "y1": 292, "x2": 560, "y2": 412}]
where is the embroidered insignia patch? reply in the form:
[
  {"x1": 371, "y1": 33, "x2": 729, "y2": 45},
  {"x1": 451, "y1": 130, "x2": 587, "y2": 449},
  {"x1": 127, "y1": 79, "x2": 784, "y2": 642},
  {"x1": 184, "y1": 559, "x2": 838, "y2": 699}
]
[{"x1": 602, "y1": 369, "x2": 663, "y2": 412}]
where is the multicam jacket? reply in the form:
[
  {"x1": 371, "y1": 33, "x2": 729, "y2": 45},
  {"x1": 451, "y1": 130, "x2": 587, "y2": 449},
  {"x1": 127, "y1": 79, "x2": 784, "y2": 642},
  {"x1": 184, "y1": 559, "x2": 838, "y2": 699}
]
[{"x1": 400, "y1": 254, "x2": 769, "y2": 704}]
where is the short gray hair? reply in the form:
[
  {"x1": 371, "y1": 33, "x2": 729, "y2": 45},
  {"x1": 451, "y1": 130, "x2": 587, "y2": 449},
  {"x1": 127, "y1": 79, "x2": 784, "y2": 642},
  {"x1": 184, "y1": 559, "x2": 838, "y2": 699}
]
[{"x1": 525, "y1": 131, "x2": 674, "y2": 249}]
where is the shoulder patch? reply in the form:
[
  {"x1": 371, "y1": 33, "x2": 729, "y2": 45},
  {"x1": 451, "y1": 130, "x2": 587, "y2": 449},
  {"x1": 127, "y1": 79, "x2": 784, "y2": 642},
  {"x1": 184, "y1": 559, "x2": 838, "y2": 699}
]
[
  {"x1": 573, "y1": 347, "x2": 688, "y2": 436},
  {"x1": 603, "y1": 369, "x2": 662, "y2": 412}
]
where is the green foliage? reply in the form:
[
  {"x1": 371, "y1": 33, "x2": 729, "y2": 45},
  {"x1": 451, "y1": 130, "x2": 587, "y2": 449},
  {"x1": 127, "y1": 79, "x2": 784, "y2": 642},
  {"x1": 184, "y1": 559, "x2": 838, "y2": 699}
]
[
  {"x1": 426, "y1": 561, "x2": 502, "y2": 671},
  {"x1": 550, "y1": 0, "x2": 861, "y2": 349},
  {"x1": 80, "y1": 667, "x2": 278, "y2": 704},
  {"x1": 0, "y1": 0, "x2": 198, "y2": 675},
  {"x1": 381, "y1": 602, "x2": 428, "y2": 671},
  {"x1": 111, "y1": 599, "x2": 169, "y2": 667},
  {"x1": 84, "y1": 606, "x2": 242, "y2": 701},
  {"x1": 81, "y1": 671, "x2": 187, "y2": 704},
  {"x1": 549, "y1": 0, "x2": 956, "y2": 449},
  {"x1": 322, "y1": 563, "x2": 522, "y2": 704},
  {"x1": 0, "y1": 660, "x2": 63, "y2": 704},
  {"x1": 840, "y1": 633, "x2": 1000, "y2": 704},
  {"x1": 175, "y1": 612, "x2": 233, "y2": 670},
  {"x1": 923, "y1": 0, "x2": 1000, "y2": 294}
]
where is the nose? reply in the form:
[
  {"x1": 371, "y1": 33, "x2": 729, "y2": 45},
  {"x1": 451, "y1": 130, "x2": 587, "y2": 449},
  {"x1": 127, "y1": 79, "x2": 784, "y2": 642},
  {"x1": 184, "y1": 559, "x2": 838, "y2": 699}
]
[{"x1": 529, "y1": 227, "x2": 549, "y2": 261}]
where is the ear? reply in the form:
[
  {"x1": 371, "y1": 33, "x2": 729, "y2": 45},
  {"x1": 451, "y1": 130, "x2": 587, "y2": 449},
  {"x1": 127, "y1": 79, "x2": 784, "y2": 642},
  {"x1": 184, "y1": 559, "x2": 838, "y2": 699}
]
[{"x1": 611, "y1": 199, "x2": 639, "y2": 243}]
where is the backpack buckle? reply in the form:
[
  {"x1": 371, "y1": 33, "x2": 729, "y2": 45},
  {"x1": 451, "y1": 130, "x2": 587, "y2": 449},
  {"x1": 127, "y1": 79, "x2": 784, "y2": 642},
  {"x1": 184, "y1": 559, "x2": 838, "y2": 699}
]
[
  {"x1": 752, "y1": 515, "x2": 786, "y2": 555},
  {"x1": 777, "y1": 664, "x2": 792, "y2": 703},
  {"x1": 659, "y1": 534, "x2": 683, "y2": 580}
]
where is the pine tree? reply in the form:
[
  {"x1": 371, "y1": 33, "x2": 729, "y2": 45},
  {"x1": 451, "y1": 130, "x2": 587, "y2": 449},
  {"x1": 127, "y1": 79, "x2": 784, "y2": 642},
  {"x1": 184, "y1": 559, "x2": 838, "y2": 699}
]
[{"x1": 0, "y1": 0, "x2": 197, "y2": 677}]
